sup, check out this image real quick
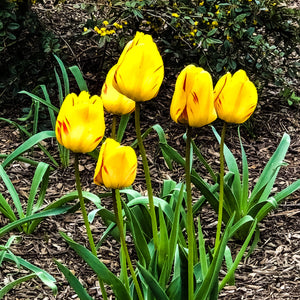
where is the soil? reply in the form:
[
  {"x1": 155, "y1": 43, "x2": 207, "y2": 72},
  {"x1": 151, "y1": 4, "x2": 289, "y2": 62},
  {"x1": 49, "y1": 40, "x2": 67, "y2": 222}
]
[{"x1": 0, "y1": 1, "x2": 299, "y2": 299}]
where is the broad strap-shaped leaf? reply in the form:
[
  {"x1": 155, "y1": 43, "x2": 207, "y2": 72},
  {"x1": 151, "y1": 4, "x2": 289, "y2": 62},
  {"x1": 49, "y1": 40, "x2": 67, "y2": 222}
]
[
  {"x1": 69, "y1": 65, "x2": 89, "y2": 92},
  {"x1": 0, "y1": 273, "x2": 37, "y2": 298},
  {"x1": 0, "y1": 206, "x2": 71, "y2": 237},
  {"x1": 0, "y1": 165, "x2": 24, "y2": 219},
  {"x1": 26, "y1": 162, "x2": 50, "y2": 217},
  {"x1": 1, "y1": 131, "x2": 57, "y2": 169},
  {"x1": 137, "y1": 262, "x2": 169, "y2": 300},
  {"x1": 3, "y1": 252, "x2": 57, "y2": 295},
  {"x1": 60, "y1": 232, "x2": 131, "y2": 300},
  {"x1": 55, "y1": 260, "x2": 93, "y2": 300},
  {"x1": 249, "y1": 133, "x2": 290, "y2": 205}
]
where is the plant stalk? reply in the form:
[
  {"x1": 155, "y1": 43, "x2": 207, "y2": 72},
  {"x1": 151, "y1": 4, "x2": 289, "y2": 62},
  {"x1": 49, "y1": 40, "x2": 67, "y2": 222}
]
[
  {"x1": 215, "y1": 122, "x2": 227, "y2": 251},
  {"x1": 134, "y1": 102, "x2": 158, "y2": 248},
  {"x1": 74, "y1": 153, "x2": 107, "y2": 300},
  {"x1": 185, "y1": 126, "x2": 194, "y2": 300},
  {"x1": 112, "y1": 189, "x2": 144, "y2": 300}
]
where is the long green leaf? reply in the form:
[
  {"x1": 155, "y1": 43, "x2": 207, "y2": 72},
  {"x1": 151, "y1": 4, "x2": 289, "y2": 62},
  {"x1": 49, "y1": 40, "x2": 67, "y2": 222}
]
[
  {"x1": 54, "y1": 54, "x2": 70, "y2": 97},
  {"x1": 0, "y1": 206, "x2": 71, "y2": 237},
  {"x1": 60, "y1": 232, "x2": 131, "y2": 300},
  {"x1": 40, "y1": 84, "x2": 57, "y2": 130},
  {"x1": 18, "y1": 91, "x2": 59, "y2": 113},
  {"x1": 26, "y1": 162, "x2": 50, "y2": 217},
  {"x1": 69, "y1": 65, "x2": 89, "y2": 92},
  {"x1": 0, "y1": 273, "x2": 37, "y2": 298},
  {"x1": 3, "y1": 253, "x2": 57, "y2": 295},
  {"x1": 0, "y1": 193, "x2": 17, "y2": 222},
  {"x1": 55, "y1": 260, "x2": 93, "y2": 300},
  {"x1": 249, "y1": 133, "x2": 290, "y2": 204},
  {"x1": 1, "y1": 131, "x2": 57, "y2": 169},
  {"x1": 0, "y1": 165, "x2": 24, "y2": 219},
  {"x1": 137, "y1": 262, "x2": 169, "y2": 300},
  {"x1": 219, "y1": 219, "x2": 257, "y2": 290},
  {"x1": 117, "y1": 113, "x2": 132, "y2": 143}
]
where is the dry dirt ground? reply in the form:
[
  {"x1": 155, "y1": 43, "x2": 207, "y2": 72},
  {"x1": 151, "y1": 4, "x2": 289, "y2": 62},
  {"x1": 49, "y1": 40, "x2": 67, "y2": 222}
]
[{"x1": 0, "y1": 1, "x2": 300, "y2": 299}]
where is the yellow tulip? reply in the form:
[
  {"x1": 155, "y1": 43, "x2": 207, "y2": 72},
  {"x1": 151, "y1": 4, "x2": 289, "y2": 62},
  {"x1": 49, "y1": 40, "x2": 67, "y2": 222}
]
[
  {"x1": 55, "y1": 91, "x2": 105, "y2": 153},
  {"x1": 214, "y1": 70, "x2": 258, "y2": 124},
  {"x1": 101, "y1": 64, "x2": 135, "y2": 115},
  {"x1": 94, "y1": 138, "x2": 137, "y2": 189},
  {"x1": 112, "y1": 31, "x2": 164, "y2": 102},
  {"x1": 170, "y1": 65, "x2": 217, "y2": 127}
]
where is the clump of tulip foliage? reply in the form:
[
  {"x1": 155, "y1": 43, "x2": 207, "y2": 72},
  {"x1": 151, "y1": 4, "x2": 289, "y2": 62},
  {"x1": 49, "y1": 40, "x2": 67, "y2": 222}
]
[{"x1": 1, "y1": 31, "x2": 300, "y2": 299}]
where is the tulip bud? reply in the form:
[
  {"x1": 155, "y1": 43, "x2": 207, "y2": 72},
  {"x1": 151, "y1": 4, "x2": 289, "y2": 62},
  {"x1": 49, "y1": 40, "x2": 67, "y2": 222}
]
[
  {"x1": 170, "y1": 65, "x2": 217, "y2": 127},
  {"x1": 94, "y1": 138, "x2": 137, "y2": 189},
  {"x1": 214, "y1": 70, "x2": 258, "y2": 124},
  {"x1": 101, "y1": 64, "x2": 135, "y2": 115},
  {"x1": 112, "y1": 32, "x2": 164, "y2": 102},
  {"x1": 55, "y1": 91, "x2": 105, "y2": 153}
]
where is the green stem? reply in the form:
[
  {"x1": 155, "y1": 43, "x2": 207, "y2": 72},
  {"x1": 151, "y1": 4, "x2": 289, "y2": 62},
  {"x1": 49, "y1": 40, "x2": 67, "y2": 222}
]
[
  {"x1": 112, "y1": 189, "x2": 144, "y2": 300},
  {"x1": 111, "y1": 115, "x2": 117, "y2": 140},
  {"x1": 185, "y1": 126, "x2": 194, "y2": 300},
  {"x1": 215, "y1": 122, "x2": 227, "y2": 252},
  {"x1": 74, "y1": 153, "x2": 108, "y2": 300},
  {"x1": 134, "y1": 102, "x2": 158, "y2": 248}
]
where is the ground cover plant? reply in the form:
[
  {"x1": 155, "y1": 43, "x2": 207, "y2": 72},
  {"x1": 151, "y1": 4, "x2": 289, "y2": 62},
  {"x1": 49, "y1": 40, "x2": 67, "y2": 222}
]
[{"x1": 0, "y1": 0, "x2": 299, "y2": 299}]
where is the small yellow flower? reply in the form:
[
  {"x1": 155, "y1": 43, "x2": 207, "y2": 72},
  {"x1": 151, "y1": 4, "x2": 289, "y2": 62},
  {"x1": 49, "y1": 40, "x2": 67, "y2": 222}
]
[
  {"x1": 102, "y1": 20, "x2": 109, "y2": 26},
  {"x1": 83, "y1": 27, "x2": 88, "y2": 32},
  {"x1": 199, "y1": 1, "x2": 204, "y2": 6},
  {"x1": 211, "y1": 21, "x2": 218, "y2": 27},
  {"x1": 253, "y1": 19, "x2": 257, "y2": 25},
  {"x1": 194, "y1": 21, "x2": 199, "y2": 26},
  {"x1": 172, "y1": 13, "x2": 179, "y2": 18}
]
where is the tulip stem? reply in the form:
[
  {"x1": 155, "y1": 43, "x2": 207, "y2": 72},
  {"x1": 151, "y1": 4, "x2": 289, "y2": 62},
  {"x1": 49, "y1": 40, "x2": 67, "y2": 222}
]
[
  {"x1": 74, "y1": 153, "x2": 108, "y2": 300},
  {"x1": 185, "y1": 126, "x2": 194, "y2": 300},
  {"x1": 112, "y1": 189, "x2": 144, "y2": 300},
  {"x1": 111, "y1": 115, "x2": 117, "y2": 140},
  {"x1": 215, "y1": 122, "x2": 227, "y2": 252},
  {"x1": 134, "y1": 102, "x2": 158, "y2": 248}
]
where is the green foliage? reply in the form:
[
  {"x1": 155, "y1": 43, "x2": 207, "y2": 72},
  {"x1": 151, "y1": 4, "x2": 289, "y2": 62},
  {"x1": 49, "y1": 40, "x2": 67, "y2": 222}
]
[
  {"x1": 0, "y1": 235, "x2": 57, "y2": 298},
  {"x1": 0, "y1": 0, "x2": 61, "y2": 105},
  {"x1": 0, "y1": 162, "x2": 73, "y2": 236},
  {"x1": 82, "y1": 0, "x2": 299, "y2": 104}
]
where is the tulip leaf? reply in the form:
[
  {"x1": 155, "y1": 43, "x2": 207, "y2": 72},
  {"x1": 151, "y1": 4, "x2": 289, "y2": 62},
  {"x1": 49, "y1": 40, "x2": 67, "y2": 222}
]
[
  {"x1": 3, "y1": 252, "x2": 57, "y2": 295},
  {"x1": 60, "y1": 232, "x2": 131, "y2": 300},
  {"x1": 0, "y1": 206, "x2": 71, "y2": 237},
  {"x1": 54, "y1": 54, "x2": 70, "y2": 97},
  {"x1": 137, "y1": 262, "x2": 169, "y2": 300},
  {"x1": 1, "y1": 131, "x2": 57, "y2": 169},
  {"x1": 69, "y1": 65, "x2": 89, "y2": 92},
  {"x1": 55, "y1": 260, "x2": 93, "y2": 300},
  {"x1": 0, "y1": 274, "x2": 37, "y2": 298}
]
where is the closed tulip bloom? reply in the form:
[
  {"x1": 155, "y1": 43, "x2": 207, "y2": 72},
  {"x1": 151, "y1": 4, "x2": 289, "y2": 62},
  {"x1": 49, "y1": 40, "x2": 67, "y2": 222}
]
[
  {"x1": 170, "y1": 65, "x2": 217, "y2": 127},
  {"x1": 101, "y1": 64, "x2": 135, "y2": 115},
  {"x1": 94, "y1": 138, "x2": 137, "y2": 189},
  {"x1": 113, "y1": 31, "x2": 164, "y2": 102},
  {"x1": 214, "y1": 70, "x2": 258, "y2": 124},
  {"x1": 55, "y1": 91, "x2": 105, "y2": 153}
]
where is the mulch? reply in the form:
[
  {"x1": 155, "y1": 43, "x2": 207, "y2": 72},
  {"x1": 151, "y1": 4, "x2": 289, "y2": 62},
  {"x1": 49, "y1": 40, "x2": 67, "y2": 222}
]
[{"x1": 0, "y1": 1, "x2": 300, "y2": 299}]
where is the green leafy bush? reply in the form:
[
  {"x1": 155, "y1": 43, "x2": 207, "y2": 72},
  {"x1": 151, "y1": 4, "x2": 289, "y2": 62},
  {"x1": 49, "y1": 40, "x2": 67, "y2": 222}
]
[{"x1": 83, "y1": 0, "x2": 299, "y2": 103}]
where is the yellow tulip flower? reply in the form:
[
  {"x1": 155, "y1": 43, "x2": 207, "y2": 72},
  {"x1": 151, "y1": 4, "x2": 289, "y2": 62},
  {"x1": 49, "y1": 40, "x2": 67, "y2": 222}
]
[
  {"x1": 55, "y1": 91, "x2": 105, "y2": 153},
  {"x1": 214, "y1": 70, "x2": 258, "y2": 124},
  {"x1": 94, "y1": 138, "x2": 137, "y2": 189},
  {"x1": 112, "y1": 31, "x2": 164, "y2": 102},
  {"x1": 101, "y1": 64, "x2": 135, "y2": 115},
  {"x1": 170, "y1": 65, "x2": 217, "y2": 127}
]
